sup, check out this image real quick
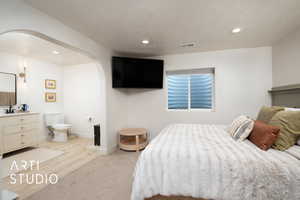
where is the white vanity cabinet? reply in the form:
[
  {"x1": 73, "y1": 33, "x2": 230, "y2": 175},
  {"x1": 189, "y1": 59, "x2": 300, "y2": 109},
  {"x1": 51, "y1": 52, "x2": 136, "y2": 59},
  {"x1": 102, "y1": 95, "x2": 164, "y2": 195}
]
[{"x1": 0, "y1": 113, "x2": 40, "y2": 155}]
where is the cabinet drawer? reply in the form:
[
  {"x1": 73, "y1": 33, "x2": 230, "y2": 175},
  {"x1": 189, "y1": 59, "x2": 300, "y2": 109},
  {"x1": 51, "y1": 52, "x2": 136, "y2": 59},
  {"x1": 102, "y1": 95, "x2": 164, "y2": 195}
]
[
  {"x1": 20, "y1": 123, "x2": 39, "y2": 132},
  {"x1": 2, "y1": 117, "x2": 23, "y2": 126},
  {"x1": 3, "y1": 126, "x2": 21, "y2": 135},
  {"x1": 3, "y1": 134, "x2": 22, "y2": 153},
  {"x1": 3, "y1": 123, "x2": 38, "y2": 135},
  {"x1": 1, "y1": 115, "x2": 39, "y2": 126},
  {"x1": 21, "y1": 131, "x2": 37, "y2": 147},
  {"x1": 20, "y1": 115, "x2": 39, "y2": 124}
]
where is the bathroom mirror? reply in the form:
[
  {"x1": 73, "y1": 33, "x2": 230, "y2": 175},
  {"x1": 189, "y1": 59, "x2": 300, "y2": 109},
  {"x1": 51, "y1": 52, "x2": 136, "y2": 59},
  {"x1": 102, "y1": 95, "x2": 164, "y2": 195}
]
[{"x1": 0, "y1": 72, "x2": 17, "y2": 106}]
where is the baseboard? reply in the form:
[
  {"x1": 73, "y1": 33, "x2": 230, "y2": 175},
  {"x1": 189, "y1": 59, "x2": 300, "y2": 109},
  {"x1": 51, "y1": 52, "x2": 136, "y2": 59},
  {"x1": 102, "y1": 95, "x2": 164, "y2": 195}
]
[
  {"x1": 86, "y1": 145, "x2": 117, "y2": 155},
  {"x1": 106, "y1": 145, "x2": 117, "y2": 154},
  {"x1": 72, "y1": 132, "x2": 93, "y2": 139}
]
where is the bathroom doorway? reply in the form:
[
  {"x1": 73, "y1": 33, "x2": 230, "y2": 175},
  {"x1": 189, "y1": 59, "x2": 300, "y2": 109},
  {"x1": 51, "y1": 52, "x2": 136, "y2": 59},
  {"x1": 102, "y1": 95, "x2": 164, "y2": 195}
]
[
  {"x1": 0, "y1": 30, "x2": 107, "y2": 199},
  {"x1": 0, "y1": 31, "x2": 106, "y2": 141}
]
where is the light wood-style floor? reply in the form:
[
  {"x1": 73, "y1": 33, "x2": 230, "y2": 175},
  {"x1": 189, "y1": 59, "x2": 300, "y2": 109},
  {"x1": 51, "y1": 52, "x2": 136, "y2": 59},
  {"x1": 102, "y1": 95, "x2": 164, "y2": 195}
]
[{"x1": 2, "y1": 138, "x2": 100, "y2": 200}]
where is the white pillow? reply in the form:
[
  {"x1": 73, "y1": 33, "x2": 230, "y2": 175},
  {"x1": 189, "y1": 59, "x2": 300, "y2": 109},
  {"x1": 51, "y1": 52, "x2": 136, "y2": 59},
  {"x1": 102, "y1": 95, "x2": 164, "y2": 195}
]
[
  {"x1": 285, "y1": 107, "x2": 300, "y2": 111},
  {"x1": 285, "y1": 108, "x2": 300, "y2": 146},
  {"x1": 227, "y1": 115, "x2": 254, "y2": 141}
]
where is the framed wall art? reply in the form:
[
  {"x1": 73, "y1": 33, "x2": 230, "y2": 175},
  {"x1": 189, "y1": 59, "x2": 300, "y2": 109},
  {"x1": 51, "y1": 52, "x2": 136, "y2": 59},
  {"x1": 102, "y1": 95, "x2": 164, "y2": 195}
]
[
  {"x1": 45, "y1": 79, "x2": 56, "y2": 89},
  {"x1": 45, "y1": 92, "x2": 56, "y2": 102}
]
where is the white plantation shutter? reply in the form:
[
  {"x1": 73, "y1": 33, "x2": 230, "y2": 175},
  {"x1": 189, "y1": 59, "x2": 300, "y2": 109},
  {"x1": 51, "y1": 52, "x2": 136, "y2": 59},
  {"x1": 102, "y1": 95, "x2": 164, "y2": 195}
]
[
  {"x1": 190, "y1": 74, "x2": 213, "y2": 109},
  {"x1": 167, "y1": 75, "x2": 189, "y2": 109},
  {"x1": 167, "y1": 68, "x2": 214, "y2": 110}
]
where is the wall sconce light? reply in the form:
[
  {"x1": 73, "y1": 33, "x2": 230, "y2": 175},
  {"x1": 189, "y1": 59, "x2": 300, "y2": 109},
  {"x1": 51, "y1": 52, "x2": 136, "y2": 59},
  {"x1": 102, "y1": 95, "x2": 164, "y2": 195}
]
[{"x1": 19, "y1": 67, "x2": 27, "y2": 83}]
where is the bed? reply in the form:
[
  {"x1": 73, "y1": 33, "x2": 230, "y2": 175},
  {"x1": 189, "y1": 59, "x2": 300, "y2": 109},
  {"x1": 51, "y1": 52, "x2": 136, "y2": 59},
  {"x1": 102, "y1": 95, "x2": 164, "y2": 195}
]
[{"x1": 131, "y1": 124, "x2": 300, "y2": 200}]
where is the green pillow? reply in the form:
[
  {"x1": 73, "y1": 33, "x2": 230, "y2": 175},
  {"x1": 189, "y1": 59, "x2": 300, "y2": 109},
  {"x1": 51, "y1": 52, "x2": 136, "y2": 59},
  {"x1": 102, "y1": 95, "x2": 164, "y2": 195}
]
[
  {"x1": 270, "y1": 111, "x2": 300, "y2": 151},
  {"x1": 256, "y1": 106, "x2": 284, "y2": 123}
]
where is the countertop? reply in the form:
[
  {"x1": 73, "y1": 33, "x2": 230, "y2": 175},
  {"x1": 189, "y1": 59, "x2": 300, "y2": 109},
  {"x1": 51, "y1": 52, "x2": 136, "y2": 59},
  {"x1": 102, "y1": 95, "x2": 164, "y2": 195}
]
[{"x1": 0, "y1": 112, "x2": 39, "y2": 118}]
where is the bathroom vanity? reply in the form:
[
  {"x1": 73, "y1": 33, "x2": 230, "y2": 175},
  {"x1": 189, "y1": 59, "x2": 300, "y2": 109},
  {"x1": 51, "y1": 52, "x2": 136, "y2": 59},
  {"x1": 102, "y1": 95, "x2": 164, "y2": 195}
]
[{"x1": 0, "y1": 112, "x2": 40, "y2": 155}]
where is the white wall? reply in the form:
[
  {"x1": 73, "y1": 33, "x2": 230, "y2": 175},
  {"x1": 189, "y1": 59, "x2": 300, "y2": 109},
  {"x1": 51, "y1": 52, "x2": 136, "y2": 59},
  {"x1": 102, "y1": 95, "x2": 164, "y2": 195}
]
[
  {"x1": 63, "y1": 63, "x2": 105, "y2": 139},
  {"x1": 123, "y1": 47, "x2": 272, "y2": 138},
  {"x1": 0, "y1": 51, "x2": 107, "y2": 143},
  {"x1": 0, "y1": 52, "x2": 64, "y2": 137},
  {"x1": 272, "y1": 27, "x2": 300, "y2": 87}
]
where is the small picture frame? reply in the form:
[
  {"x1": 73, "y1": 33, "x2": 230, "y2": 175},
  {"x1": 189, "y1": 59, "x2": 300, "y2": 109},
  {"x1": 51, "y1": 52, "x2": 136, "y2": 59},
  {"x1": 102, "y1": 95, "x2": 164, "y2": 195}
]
[
  {"x1": 45, "y1": 93, "x2": 56, "y2": 102},
  {"x1": 45, "y1": 79, "x2": 56, "y2": 89}
]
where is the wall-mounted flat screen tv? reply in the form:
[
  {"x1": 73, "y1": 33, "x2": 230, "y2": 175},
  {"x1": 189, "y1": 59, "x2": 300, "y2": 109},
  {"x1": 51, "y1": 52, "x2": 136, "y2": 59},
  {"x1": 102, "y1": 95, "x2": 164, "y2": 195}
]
[{"x1": 112, "y1": 56, "x2": 164, "y2": 88}]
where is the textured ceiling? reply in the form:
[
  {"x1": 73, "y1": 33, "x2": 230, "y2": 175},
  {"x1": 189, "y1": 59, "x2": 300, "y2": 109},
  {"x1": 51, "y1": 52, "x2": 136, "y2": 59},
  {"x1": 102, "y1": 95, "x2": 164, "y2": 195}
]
[
  {"x1": 0, "y1": 32, "x2": 93, "y2": 66},
  {"x1": 25, "y1": 0, "x2": 300, "y2": 56}
]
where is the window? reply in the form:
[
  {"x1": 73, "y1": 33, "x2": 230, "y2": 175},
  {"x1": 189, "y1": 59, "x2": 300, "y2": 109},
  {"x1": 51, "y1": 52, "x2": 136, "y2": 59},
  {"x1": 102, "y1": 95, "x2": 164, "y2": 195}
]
[{"x1": 167, "y1": 68, "x2": 214, "y2": 110}]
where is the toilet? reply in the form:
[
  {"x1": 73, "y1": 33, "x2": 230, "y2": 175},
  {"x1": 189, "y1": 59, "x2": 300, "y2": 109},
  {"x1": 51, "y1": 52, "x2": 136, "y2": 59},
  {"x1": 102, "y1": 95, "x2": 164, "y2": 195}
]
[{"x1": 44, "y1": 113, "x2": 72, "y2": 142}]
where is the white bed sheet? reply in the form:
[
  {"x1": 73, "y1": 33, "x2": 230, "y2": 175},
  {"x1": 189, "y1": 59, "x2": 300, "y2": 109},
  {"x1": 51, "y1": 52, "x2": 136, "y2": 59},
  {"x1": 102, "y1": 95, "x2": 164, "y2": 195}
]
[
  {"x1": 131, "y1": 124, "x2": 300, "y2": 200},
  {"x1": 286, "y1": 145, "x2": 300, "y2": 160}
]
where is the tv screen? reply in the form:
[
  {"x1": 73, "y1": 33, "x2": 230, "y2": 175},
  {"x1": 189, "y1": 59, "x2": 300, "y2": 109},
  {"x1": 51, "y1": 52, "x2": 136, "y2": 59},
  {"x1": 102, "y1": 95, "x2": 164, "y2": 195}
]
[{"x1": 112, "y1": 57, "x2": 164, "y2": 88}]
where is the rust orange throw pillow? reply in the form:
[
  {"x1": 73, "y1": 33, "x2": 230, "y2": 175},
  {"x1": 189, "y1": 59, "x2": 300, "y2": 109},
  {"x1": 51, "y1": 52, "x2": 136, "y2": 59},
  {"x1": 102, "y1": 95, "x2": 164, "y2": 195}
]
[{"x1": 248, "y1": 120, "x2": 280, "y2": 151}]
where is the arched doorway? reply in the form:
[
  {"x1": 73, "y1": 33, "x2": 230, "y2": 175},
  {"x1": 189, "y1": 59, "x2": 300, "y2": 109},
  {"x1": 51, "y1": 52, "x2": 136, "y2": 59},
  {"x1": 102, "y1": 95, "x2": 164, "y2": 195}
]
[{"x1": 0, "y1": 30, "x2": 107, "y2": 151}]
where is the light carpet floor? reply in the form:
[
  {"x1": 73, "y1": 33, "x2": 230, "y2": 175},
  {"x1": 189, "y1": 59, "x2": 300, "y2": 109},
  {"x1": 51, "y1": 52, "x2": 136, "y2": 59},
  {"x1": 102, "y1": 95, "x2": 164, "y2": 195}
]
[
  {"x1": 2, "y1": 148, "x2": 64, "y2": 178},
  {"x1": 25, "y1": 150, "x2": 139, "y2": 200}
]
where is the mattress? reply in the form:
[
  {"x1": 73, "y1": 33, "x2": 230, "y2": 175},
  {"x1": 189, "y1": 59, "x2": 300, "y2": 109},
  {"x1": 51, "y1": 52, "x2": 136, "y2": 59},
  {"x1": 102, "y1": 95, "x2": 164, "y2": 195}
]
[{"x1": 131, "y1": 124, "x2": 300, "y2": 200}]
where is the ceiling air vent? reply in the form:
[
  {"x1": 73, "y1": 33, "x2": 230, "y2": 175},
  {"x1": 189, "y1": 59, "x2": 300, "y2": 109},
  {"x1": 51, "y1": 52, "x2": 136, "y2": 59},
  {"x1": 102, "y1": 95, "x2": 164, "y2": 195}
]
[{"x1": 180, "y1": 42, "x2": 196, "y2": 48}]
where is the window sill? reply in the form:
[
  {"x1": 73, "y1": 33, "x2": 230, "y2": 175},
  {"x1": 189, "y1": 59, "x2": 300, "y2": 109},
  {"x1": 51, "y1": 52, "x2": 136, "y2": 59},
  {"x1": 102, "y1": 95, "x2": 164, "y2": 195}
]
[{"x1": 167, "y1": 108, "x2": 215, "y2": 112}]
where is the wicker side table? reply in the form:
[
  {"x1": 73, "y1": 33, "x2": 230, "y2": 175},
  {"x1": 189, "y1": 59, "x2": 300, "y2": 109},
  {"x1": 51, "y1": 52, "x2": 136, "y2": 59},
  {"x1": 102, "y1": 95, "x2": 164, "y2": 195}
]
[{"x1": 119, "y1": 128, "x2": 148, "y2": 152}]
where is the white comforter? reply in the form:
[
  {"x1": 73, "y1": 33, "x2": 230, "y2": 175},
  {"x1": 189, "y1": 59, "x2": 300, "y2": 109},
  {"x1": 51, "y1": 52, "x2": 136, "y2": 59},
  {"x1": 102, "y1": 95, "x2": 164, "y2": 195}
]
[{"x1": 131, "y1": 124, "x2": 300, "y2": 200}]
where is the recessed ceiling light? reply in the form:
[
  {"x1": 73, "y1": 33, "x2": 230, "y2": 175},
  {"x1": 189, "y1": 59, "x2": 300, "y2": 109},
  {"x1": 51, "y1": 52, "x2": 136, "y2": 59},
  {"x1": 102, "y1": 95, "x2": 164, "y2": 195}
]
[
  {"x1": 232, "y1": 28, "x2": 241, "y2": 33},
  {"x1": 141, "y1": 40, "x2": 150, "y2": 44},
  {"x1": 52, "y1": 50, "x2": 60, "y2": 54}
]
